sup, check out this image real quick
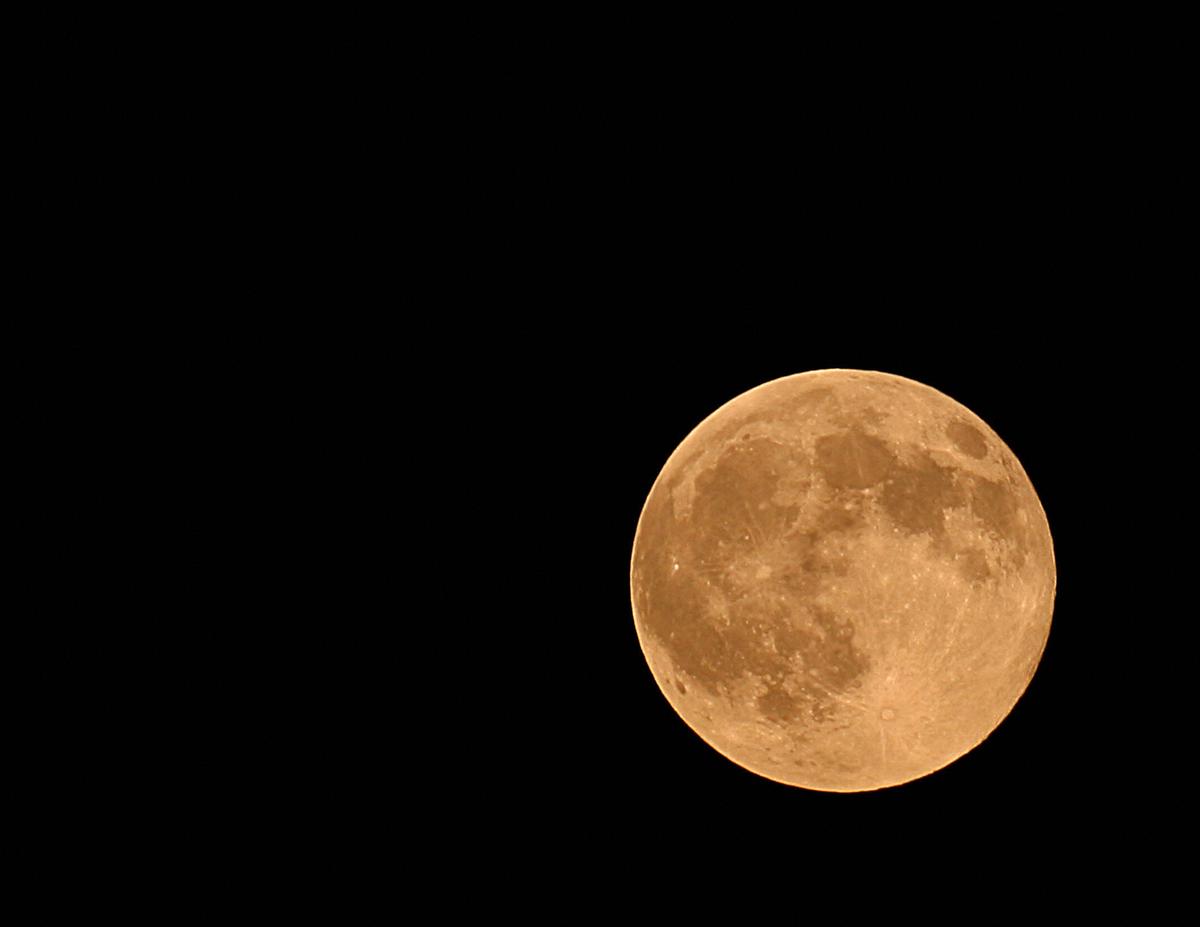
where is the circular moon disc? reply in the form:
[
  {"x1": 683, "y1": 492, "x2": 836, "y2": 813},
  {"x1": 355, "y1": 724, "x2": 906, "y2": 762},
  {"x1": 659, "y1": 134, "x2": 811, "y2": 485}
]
[{"x1": 629, "y1": 369, "x2": 1055, "y2": 792}]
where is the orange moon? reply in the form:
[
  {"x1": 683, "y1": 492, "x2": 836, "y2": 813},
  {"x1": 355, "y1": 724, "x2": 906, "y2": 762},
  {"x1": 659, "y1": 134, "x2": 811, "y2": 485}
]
[{"x1": 629, "y1": 369, "x2": 1056, "y2": 792}]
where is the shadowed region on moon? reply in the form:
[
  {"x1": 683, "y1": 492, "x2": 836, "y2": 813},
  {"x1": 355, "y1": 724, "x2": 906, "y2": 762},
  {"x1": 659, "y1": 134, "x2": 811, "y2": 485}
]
[{"x1": 630, "y1": 370, "x2": 1055, "y2": 792}]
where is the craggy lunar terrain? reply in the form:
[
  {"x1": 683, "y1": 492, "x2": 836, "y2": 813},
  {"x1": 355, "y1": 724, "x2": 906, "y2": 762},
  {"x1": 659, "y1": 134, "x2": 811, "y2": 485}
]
[{"x1": 629, "y1": 370, "x2": 1056, "y2": 791}]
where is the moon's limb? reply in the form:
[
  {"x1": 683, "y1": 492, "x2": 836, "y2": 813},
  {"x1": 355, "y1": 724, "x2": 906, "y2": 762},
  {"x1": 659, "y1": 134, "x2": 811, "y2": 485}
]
[{"x1": 630, "y1": 369, "x2": 1056, "y2": 792}]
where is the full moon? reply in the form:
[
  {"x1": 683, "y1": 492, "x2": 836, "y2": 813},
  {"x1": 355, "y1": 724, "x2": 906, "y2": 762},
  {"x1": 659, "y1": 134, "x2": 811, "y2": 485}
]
[{"x1": 629, "y1": 369, "x2": 1055, "y2": 791}]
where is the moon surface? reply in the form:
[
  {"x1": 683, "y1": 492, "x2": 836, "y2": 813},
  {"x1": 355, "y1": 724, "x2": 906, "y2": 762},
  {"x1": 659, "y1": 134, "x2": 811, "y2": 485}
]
[{"x1": 629, "y1": 370, "x2": 1055, "y2": 791}]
